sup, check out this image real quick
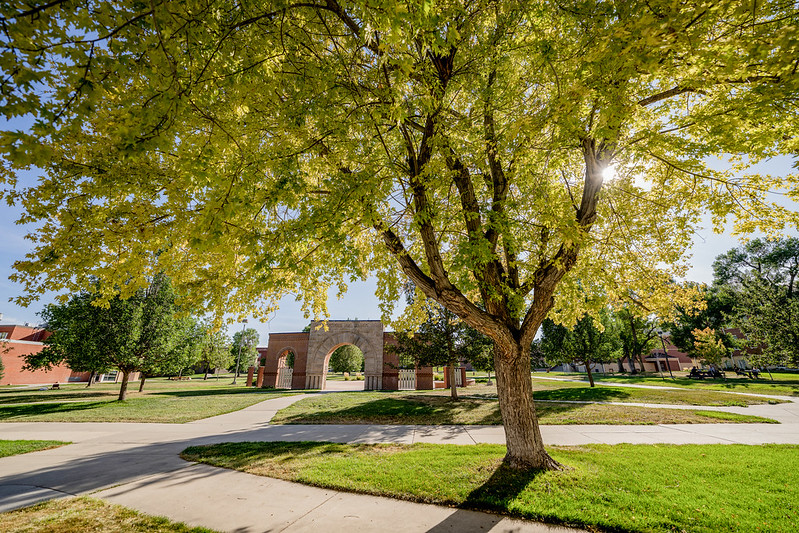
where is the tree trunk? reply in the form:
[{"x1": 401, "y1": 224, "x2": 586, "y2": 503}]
[
  {"x1": 585, "y1": 360, "x2": 595, "y2": 387},
  {"x1": 86, "y1": 371, "x2": 95, "y2": 387},
  {"x1": 448, "y1": 362, "x2": 458, "y2": 400},
  {"x1": 138, "y1": 375, "x2": 147, "y2": 392},
  {"x1": 118, "y1": 370, "x2": 131, "y2": 401},
  {"x1": 204, "y1": 369, "x2": 209, "y2": 380},
  {"x1": 494, "y1": 339, "x2": 562, "y2": 470}
]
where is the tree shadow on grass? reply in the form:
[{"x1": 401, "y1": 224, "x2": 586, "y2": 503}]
[
  {"x1": 152, "y1": 388, "x2": 293, "y2": 398},
  {"x1": 0, "y1": 391, "x2": 116, "y2": 405},
  {"x1": 276, "y1": 397, "x2": 438, "y2": 424},
  {"x1": 533, "y1": 386, "x2": 632, "y2": 402},
  {"x1": 0, "y1": 401, "x2": 109, "y2": 420}
]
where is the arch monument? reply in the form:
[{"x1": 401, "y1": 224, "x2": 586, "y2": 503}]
[{"x1": 260, "y1": 320, "x2": 433, "y2": 390}]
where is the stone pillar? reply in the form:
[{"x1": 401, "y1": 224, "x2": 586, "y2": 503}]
[
  {"x1": 246, "y1": 367, "x2": 255, "y2": 387},
  {"x1": 381, "y1": 332, "x2": 399, "y2": 391},
  {"x1": 416, "y1": 365, "x2": 434, "y2": 390},
  {"x1": 256, "y1": 366, "x2": 265, "y2": 388},
  {"x1": 460, "y1": 367, "x2": 467, "y2": 387},
  {"x1": 443, "y1": 366, "x2": 451, "y2": 389}
]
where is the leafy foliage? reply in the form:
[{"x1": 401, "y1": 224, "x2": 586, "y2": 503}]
[
  {"x1": 692, "y1": 327, "x2": 728, "y2": 369},
  {"x1": 329, "y1": 344, "x2": 364, "y2": 373},
  {"x1": 540, "y1": 312, "x2": 621, "y2": 386},
  {"x1": 665, "y1": 284, "x2": 736, "y2": 357},
  {"x1": 3, "y1": 0, "x2": 799, "y2": 468},
  {"x1": 613, "y1": 308, "x2": 659, "y2": 373},
  {"x1": 197, "y1": 325, "x2": 233, "y2": 377},
  {"x1": 230, "y1": 328, "x2": 260, "y2": 370},
  {"x1": 26, "y1": 275, "x2": 195, "y2": 400}
]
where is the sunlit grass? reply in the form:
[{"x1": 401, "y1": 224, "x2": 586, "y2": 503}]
[
  {"x1": 182, "y1": 441, "x2": 798, "y2": 533},
  {"x1": 270, "y1": 390, "x2": 777, "y2": 425},
  {"x1": 0, "y1": 378, "x2": 296, "y2": 423},
  {"x1": 0, "y1": 439, "x2": 69, "y2": 458},
  {"x1": 0, "y1": 497, "x2": 217, "y2": 533}
]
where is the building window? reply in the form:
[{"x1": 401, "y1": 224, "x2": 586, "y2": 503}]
[{"x1": 0, "y1": 332, "x2": 8, "y2": 339}]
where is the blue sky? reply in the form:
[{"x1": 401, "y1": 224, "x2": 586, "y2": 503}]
[{"x1": 1, "y1": 157, "x2": 796, "y2": 346}]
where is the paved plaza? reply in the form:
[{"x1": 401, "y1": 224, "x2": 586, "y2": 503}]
[{"x1": 1, "y1": 384, "x2": 797, "y2": 532}]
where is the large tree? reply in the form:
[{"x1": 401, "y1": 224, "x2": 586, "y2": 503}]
[
  {"x1": 3, "y1": 1, "x2": 799, "y2": 469},
  {"x1": 713, "y1": 237, "x2": 799, "y2": 368},
  {"x1": 26, "y1": 276, "x2": 192, "y2": 400}
]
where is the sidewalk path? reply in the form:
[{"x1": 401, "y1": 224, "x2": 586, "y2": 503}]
[{"x1": 1, "y1": 386, "x2": 797, "y2": 532}]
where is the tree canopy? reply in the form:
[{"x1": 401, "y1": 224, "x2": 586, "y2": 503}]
[
  {"x1": 26, "y1": 275, "x2": 194, "y2": 400},
  {"x1": 3, "y1": 0, "x2": 798, "y2": 469}
]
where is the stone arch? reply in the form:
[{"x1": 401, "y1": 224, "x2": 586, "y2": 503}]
[
  {"x1": 263, "y1": 320, "x2": 433, "y2": 390},
  {"x1": 305, "y1": 321, "x2": 384, "y2": 389}
]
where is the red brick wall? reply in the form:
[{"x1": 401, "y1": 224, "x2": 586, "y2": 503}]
[{"x1": 0, "y1": 341, "x2": 77, "y2": 385}]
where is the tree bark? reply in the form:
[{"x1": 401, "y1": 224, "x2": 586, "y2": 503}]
[
  {"x1": 138, "y1": 374, "x2": 147, "y2": 392},
  {"x1": 494, "y1": 339, "x2": 562, "y2": 470},
  {"x1": 585, "y1": 360, "x2": 595, "y2": 387},
  {"x1": 118, "y1": 370, "x2": 131, "y2": 401},
  {"x1": 448, "y1": 362, "x2": 458, "y2": 400},
  {"x1": 86, "y1": 371, "x2": 95, "y2": 387}
]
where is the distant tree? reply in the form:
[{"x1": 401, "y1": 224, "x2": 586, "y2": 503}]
[
  {"x1": 692, "y1": 327, "x2": 728, "y2": 371},
  {"x1": 392, "y1": 302, "x2": 488, "y2": 400},
  {"x1": 25, "y1": 275, "x2": 190, "y2": 400},
  {"x1": 197, "y1": 326, "x2": 233, "y2": 379},
  {"x1": 329, "y1": 345, "x2": 364, "y2": 374},
  {"x1": 136, "y1": 316, "x2": 205, "y2": 391},
  {"x1": 715, "y1": 238, "x2": 799, "y2": 369},
  {"x1": 714, "y1": 238, "x2": 799, "y2": 296},
  {"x1": 615, "y1": 308, "x2": 659, "y2": 374},
  {"x1": 230, "y1": 328, "x2": 260, "y2": 375},
  {"x1": 665, "y1": 284, "x2": 736, "y2": 358},
  {"x1": 732, "y1": 277, "x2": 799, "y2": 369},
  {"x1": 29, "y1": 292, "x2": 112, "y2": 387},
  {"x1": 541, "y1": 312, "x2": 620, "y2": 387}
]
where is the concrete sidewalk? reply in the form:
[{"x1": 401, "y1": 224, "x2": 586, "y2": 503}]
[{"x1": 2, "y1": 390, "x2": 797, "y2": 532}]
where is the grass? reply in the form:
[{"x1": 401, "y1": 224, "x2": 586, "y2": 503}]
[
  {"x1": 181, "y1": 441, "x2": 798, "y2": 533},
  {"x1": 533, "y1": 371, "x2": 799, "y2": 396},
  {"x1": 0, "y1": 496, "x2": 217, "y2": 532},
  {"x1": 529, "y1": 380, "x2": 784, "y2": 406},
  {"x1": 0, "y1": 439, "x2": 69, "y2": 458},
  {"x1": 270, "y1": 390, "x2": 777, "y2": 425},
  {"x1": 0, "y1": 378, "x2": 296, "y2": 423}
]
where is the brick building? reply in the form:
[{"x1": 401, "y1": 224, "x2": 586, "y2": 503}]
[{"x1": 0, "y1": 324, "x2": 91, "y2": 385}]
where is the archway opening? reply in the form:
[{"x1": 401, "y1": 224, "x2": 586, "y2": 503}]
[
  {"x1": 276, "y1": 348, "x2": 295, "y2": 389},
  {"x1": 324, "y1": 343, "x2": 365, "y2": 390}
]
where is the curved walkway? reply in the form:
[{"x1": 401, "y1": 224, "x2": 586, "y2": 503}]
[{"x1": 1, "y1": 386, "x2": 797, "y2": 532}]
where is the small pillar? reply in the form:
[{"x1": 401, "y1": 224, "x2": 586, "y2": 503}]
[
  {"x1": 256, "y1": 366, "x2": 265, "y2": 388},
  {"x1": 415, "y1": 365, "x2": 434, "y2": 390},
  {"x1": 246, "y1": 366, "x2": 255, "y2": 387}
]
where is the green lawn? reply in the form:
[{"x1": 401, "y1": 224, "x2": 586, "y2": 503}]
[
  {"x1": 0, "y1": 497, "x2": 217, "y2": 533},
  {"x1": 181, "y1": 441, "x2": 798, "y2": 533},
  {"x1": 533, "y1": 371, "x2": 799, "y2": 396},
  {"x1": 270, "y1": 390, "x2": 776, "y2": 425},
  {"x1": 0, "y1": 439, "x2": 69, "y2": 458},
  {"x1": 0, "y1": 379, "x2": 295, "y2": 423}
]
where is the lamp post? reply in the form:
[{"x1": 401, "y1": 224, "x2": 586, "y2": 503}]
[
  {"x1": 232, "y1": 319, "x2": 248, "y2": 385},
  {"x1": 656, "y1": 329, "x2": 675, "y2": 379}
]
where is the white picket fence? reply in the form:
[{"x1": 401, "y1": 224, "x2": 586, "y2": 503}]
[
  {"x1": 398, "y1": 369, "x2": 416, "y2": 390},
  {"x1": 454, "y1": 368, "x2": 463, "y2": 387},
  {"x1": 277, "y1": 368, "x2": 293, "y2": 389}
]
